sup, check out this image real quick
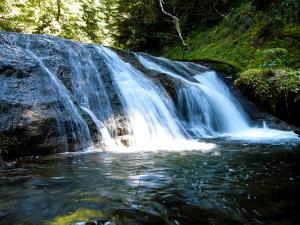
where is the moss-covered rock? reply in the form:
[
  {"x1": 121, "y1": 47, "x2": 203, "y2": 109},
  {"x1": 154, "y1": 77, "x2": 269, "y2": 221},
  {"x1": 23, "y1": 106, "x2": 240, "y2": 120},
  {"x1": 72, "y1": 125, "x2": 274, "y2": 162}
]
[
  {"x1": 48, "y1": 208, "x2": 104, "y2": 225},
  {"x1": 197, "y1": 58, "x2": 242, "y2": 79},
  {"x1": 235, "y1": 68, "x2": 300, "y2": 126}
]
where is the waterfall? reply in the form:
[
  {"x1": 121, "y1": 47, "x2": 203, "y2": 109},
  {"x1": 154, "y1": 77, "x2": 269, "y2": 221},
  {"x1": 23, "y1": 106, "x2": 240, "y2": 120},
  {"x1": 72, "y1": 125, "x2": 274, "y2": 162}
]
[
  {"x1": 136, "y1": 54, "x2": 298, "y2": 142},
  {"x1": 95, "y1": 46, "x2": 214, "y2": 151},
  {"x1": 136, "y1": 54, "x2": 250, "y2": 136},
  {"x1": 64, "y1": 45, "x2": 120, "y2": 149},
  {"x1": 23, "y1": 40, "x2": 299, "y2": 153}
]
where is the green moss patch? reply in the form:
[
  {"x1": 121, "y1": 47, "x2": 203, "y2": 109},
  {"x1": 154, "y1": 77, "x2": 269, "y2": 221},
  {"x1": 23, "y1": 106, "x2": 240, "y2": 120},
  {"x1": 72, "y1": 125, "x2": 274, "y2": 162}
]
[
  {"x1": 235, "y1": 68, "x2": 300, "y2": 114},
  {"x1": 48, "y1": 208, "x2": 104, "y2": 225}
]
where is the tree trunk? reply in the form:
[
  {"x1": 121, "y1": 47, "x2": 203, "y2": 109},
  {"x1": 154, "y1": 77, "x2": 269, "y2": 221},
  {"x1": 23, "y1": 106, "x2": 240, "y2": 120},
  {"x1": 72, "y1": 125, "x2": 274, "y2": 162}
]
[{"x1": 56, "y1": 0, "x2": 61, "y2": 21}]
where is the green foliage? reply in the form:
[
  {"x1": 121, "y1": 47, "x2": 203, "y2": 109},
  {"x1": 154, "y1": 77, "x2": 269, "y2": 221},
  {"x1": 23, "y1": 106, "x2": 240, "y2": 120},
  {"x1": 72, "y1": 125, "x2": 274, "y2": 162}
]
[
  {"x1": 282, "y1": 24, "x2": 300, "y2": 38},
  {"x1": 0, "y1": 0, "x2": 109, "y2": 44},
  {"x1": 163, "y1": 0, "x2": 300, "y2": 70},
  {"x1": 268, "y1": 0, "x2": 300, "y2": 24},
  {"x1": 0, "y1": 0, "x2": 237, "y2": 51}
]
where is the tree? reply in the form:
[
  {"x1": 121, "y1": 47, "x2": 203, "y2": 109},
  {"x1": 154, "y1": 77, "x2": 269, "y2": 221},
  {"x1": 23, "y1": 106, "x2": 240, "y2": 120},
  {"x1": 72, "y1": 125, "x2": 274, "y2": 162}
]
[{"x1": 0, "y1": 0, "x2": 236, "y2": 51}]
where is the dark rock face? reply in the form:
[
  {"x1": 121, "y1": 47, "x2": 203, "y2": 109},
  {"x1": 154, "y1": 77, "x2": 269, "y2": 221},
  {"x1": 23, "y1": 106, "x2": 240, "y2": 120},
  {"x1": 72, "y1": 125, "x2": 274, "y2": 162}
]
[
  {"x1": 0, "y1": 32, "x2": 111, "y2": 160},
  {"x1": 0, "y1": 33, "x2": 66, "y2": 159}
]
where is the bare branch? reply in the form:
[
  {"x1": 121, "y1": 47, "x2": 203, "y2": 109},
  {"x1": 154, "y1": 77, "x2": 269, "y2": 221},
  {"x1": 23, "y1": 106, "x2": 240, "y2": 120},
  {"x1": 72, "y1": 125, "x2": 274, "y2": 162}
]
[{"x1": 159, "y1": 0, "x2": 187, "y2": 45}]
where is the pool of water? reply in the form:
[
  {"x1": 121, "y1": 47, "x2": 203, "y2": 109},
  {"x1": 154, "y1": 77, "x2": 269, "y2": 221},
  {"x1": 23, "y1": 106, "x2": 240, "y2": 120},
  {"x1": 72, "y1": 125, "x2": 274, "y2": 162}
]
[{"x1": 0, "y1": 140, "x2": 300, "y2": 225}]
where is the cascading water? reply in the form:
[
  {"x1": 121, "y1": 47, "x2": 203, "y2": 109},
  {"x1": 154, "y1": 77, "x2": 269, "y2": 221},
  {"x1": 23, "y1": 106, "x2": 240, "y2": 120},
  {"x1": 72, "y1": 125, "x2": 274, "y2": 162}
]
[
  {"x1": 95, "y1": 46, "x2": 214, "y2": 151},
  {"x1": 136, "y1": 54, "x2": 298, "y2": 142},
  {"x1": 2, "y1": 32, "x2": 300, "y2": 225},
  {"x1": 64, "y1": 45, "x2": 120, "y2": 150},
  {"x1": 25, "y1": 42, "x2": 92, "y2": 151},
  {"x1": 22, "y1": 39, "x2": 299, "y2": 153}
]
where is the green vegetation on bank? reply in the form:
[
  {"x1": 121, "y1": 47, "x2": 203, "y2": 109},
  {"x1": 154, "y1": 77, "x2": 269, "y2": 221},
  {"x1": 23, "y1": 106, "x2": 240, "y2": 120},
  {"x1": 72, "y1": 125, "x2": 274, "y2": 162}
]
[
  {"x1": 163, "y1": 0, "x2": 300, "y2": 125},
  {"x1": 163, "y1": 0, "x2": 300, "y2": 70}
]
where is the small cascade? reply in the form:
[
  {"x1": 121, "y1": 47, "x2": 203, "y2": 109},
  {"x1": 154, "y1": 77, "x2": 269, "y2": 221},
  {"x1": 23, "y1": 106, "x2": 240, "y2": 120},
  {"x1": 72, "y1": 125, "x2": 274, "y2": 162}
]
[
  {"x1": 80, "y1": 107, "x2": 119, "y2": 150},
  {"x1": 64, "y1": 45, "x2": 120, "y2": 149},
  {"x1": 136, "y1": 54, "x2": 298, "y2": 141},
  {"x1": 136, "y1": 54, "x2": 250, "y2": 136},
  {"x1": 25, "y1": 42, "x2": 92, "y2": 150},
  {"x1": 193, "y1": 71, "x2": 250, "y2": 134},
  {"x1": 95, "y1": 46, "x2": 214, "y2": 151}
]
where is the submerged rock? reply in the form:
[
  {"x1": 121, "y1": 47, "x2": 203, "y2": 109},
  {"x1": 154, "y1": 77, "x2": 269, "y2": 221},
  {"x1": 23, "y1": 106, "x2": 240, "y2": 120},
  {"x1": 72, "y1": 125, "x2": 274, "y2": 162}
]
[{"x1": 48, "y1": 208, "x2": 104, "y2": 225}]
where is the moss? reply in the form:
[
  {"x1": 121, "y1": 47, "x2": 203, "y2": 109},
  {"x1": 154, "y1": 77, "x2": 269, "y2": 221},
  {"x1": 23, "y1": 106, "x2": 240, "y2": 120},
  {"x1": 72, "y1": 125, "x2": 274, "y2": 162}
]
[
  {"x1": 196, "y1": 58, "x2": 241, "y2": 78},
  {"x1": 235, "y1": 68, "x2": 300, "y2": 117},
  {"x1": 281, "y1": 24, "x2": 300, "y2": 38},
  {"x1": 236, "y1": 68, "x2": 300, "y2": 94},
  {"x1": 273, "y1": 69, "x2": 300, "y2": 93},
  {"x1": 48, "y1": 208, "x2": 104, "y2": 225},
  {"x1": 235, "y1": 68, "x2": 276, "y2": 109}
]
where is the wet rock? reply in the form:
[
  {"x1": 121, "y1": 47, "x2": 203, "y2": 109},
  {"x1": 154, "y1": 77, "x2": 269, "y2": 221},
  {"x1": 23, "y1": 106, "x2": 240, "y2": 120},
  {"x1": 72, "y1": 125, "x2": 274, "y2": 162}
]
[
  {"x1": 75, "y1": 220, "x2": 111, "y2": 225},
  {"x1": 0, "y1": 31, "x2": 137, "y2": 160},
  {"x1": 294, "y1": 130, "x2": 300, "y2": 137},
  {"x1": 0, "y1": 32, "x2": 107, "y2": 160},
  {"x1": 112, "y1": 208, "x2": 167, "y2": 225},
  {"x1": 0, "y1": 159, "x2": 15, "y2": 169},
  {"x1": 95, "y1": 219, "x2": 111, "y2": 225}
]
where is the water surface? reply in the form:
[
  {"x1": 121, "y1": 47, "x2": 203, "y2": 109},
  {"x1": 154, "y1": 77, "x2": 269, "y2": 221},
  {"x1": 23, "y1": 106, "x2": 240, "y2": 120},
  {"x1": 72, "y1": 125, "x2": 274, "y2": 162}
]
[{"x1": 1, "y1": 140, "x2": 299, "y2": 225}]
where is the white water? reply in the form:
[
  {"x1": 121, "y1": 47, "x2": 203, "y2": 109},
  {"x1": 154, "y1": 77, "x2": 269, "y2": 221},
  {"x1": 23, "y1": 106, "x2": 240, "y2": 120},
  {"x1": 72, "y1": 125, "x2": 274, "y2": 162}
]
[
  {"x1": 95, "y1": 46, "x2": 214, "y2": 151},
  {"x1": 80, "y1": 107, "x2": 119, "y2": 150},
  {"x1": 25, "y1": 43, "x2": 92, "y2": 150},
  {"x1": 24, "y1": 40, "x2": 298, "y2": 154},
  {"x1": 136, "y1": 54, "x2": 299, "y2": 142}
]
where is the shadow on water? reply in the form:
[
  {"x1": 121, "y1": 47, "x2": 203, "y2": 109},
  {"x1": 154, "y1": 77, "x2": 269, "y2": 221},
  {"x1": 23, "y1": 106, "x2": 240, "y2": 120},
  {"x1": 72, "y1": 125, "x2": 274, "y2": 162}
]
[{"x1": 0, "y1": 141, "x2": 300, "y2": 225}]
